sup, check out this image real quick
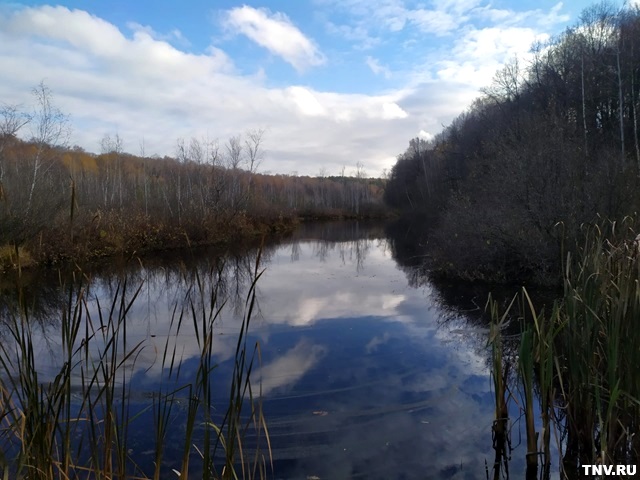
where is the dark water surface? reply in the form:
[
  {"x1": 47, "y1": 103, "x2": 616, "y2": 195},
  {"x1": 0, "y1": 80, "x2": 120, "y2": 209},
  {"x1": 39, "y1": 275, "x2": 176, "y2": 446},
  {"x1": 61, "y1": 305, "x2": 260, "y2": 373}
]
[{"x1": 2, "y1": 221, "x2": 539, "y2": 479}]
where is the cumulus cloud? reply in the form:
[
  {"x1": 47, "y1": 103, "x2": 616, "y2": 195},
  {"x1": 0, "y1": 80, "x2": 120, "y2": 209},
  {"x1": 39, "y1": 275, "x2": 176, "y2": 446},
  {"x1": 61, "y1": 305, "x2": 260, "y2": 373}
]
[
  {"x1": 0, "y1": 5, "x2": 420, "y2": 176},
  {"x1": 435, "y1": 26, "x2": 549, "y2": 88},
  {"x1": 287, "y1": 86, "x2": 327, "y2": 116},
  {"x1": 224, "y1": 5, "x2": 325, "y2": 72},
  {"x1": 382, "y1": 102, "x2": 407, "y2": 119},
  {"x1": 0, "y1": 1, "x2": 574, "y2": 177}
]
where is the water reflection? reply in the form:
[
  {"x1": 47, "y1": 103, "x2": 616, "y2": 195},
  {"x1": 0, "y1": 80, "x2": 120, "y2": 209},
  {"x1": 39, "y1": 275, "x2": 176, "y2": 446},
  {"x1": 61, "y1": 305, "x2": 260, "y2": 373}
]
[{"x1": 1, "y1": 221, "x2": 538, "y2": 479}]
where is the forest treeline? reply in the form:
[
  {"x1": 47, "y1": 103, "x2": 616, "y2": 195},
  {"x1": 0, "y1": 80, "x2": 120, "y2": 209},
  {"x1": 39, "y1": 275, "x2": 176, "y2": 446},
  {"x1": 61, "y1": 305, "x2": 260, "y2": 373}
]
[
  {"x1": 385, "y1": 1, "x2": 640, "y2": 286},
  {"x1": 0, "y1": 86, "x2": 385, "y2": 268}
]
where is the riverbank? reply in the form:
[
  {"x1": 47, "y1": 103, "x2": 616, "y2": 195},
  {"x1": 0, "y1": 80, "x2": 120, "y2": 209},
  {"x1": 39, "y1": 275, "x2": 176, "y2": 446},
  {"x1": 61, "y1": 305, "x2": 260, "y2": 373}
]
[
  {"x1": 0, "y1": 212, "x2": 288, "y2": 271},
  {"x1": 0, "y1": 211, "x2": 393, "y2": 272}
]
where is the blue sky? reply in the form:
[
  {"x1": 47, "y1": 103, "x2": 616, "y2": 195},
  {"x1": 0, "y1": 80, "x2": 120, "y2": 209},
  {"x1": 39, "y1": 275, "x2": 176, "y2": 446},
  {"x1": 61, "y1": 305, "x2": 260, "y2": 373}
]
[{"x1": 0, "y1": 0, "x2": 610, "y2": 175}]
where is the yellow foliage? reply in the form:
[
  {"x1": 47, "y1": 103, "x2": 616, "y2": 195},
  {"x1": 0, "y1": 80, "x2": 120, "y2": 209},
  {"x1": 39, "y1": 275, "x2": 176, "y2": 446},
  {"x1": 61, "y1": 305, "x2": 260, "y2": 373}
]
[
  {"x1": 78, "y1": 153, "x2": 98, "y2": 174},
  {"x1": 61, "y1": 153, "x2": 73, "y2": 170},
  {"x1": 61, "y1": 152, "x2": 99, "y2": 175}
]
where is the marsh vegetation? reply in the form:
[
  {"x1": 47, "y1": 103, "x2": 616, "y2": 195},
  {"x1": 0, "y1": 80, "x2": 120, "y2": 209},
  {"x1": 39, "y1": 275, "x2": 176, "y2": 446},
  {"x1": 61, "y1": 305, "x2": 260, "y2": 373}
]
[
  {"x1": 486, "y1": 217, "x2": 640, "y2": 479},
  {"x1": 0, "y1": 246, "x2": 271, "y2": 479}
]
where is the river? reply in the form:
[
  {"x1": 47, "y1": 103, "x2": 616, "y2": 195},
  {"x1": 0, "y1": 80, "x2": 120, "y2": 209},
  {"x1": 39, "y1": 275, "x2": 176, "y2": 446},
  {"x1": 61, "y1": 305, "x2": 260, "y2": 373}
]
[{"x1": 0, "y1": 221, "x2": 537, "y2": 479}]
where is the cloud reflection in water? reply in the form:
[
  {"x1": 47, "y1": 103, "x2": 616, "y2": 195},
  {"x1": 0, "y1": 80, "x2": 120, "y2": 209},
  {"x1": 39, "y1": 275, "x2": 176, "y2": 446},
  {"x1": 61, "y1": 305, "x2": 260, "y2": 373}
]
[{"x1": 10, "y1": 226, "x2": 532, "y2": 479}]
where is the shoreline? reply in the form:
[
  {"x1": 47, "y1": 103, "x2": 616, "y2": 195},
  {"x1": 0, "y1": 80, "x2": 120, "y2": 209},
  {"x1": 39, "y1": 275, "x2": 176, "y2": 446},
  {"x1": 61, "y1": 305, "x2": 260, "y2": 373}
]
[{"x1": 0, "y1": 212, "x2": 393, "y2": 273}]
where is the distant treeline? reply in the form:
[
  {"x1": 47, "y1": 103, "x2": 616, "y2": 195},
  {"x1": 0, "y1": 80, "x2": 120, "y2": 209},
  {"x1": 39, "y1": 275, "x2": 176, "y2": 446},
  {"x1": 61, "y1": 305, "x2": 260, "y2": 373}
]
[
  {"x1": 0, "y1": 87, "x2": 386, "y2": 268},
  {"x1": 385, "y1": 1, "x2": 640, "y2": 285}
]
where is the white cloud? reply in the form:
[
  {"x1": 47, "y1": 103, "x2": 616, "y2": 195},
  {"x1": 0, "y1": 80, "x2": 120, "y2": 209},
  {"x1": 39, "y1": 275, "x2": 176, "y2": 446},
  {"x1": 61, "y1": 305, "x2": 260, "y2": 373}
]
[
  {"x1": 438, "y1": 26, "x2": 549, "y2": 88},
  {"x1": 407, "y1": 8, "x2": 459, "y2": 35},
  {"x1": 418, "y1": 130, "x2": 434, "y2": 141},
  {"x1": 0, "y1": 1, "x2": 575, "y2": 178},
  {"x1": 255, "y1": 243, "x2": 415, "y2": 327},
  {"x1": 319, "y1": 0, "x2": 474, "y2": 42},
  {"x1": 365, "y1": 332, "x2": 392, "y2": 353},
  {"x1": 536, "y1": 2, "x2": 571, "y2": 27},
  {"x1": 321, "y1": 0, "x2": 569, "y2": 48},
  {"x1": 374, "y1": 0, "x2": 408, "y2": 31},
  {"x1": 126, "y1": 22, "x2": 190, "y2": 47},
  {"x1": 365, "y1": 56, "x2": 391, "y2": 78},
  {"x1": 224, "y1": 5, "x2": 325, "y2": 72},
  {"x1": 382, "y1": 102, "x2": 408, "y2": 119},
  {"x1": 0, "y1": 5, "x2": 419, "y2": 176},
  {"x1": 4, "y1": 5, "x2": 127, "y2": 57},
  {"x1": 475, "y1": 2, "x2": 570, "y2": 28},
  {"x1": 287, "y1": 86, "x2": 327, "y2": 116}
]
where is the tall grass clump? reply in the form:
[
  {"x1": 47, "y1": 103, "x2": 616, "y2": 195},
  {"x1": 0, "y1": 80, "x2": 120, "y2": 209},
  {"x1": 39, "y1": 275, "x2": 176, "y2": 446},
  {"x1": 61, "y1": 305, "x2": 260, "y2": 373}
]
[
  {"x1": 556, "y1": 217, "x2": 640, "y2": 467},
  {"x1": 486, "y1": 216, "x2": 640, "y2": 476},
  {"x1": 486, "y1": 294, "x2": 514, "y2": 480},
  {"x1": 0, "y1": 251, "x2": 270, "y2": 479},
  {"x1": 486, "y1": 290, "x2": 561, "y2": 480}
]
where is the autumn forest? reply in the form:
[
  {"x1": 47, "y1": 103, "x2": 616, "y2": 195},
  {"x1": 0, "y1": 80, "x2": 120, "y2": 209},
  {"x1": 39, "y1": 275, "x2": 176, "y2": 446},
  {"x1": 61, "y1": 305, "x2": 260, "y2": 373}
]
[{"x1": 0, "y1": 84, "x2": 386, "y2": 269}]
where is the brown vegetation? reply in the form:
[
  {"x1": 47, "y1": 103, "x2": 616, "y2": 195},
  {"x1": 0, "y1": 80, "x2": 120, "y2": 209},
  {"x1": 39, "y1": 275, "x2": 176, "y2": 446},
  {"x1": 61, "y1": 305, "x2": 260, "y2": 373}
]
[{"x1": 0, "y1": 86, "x2": 387, "y2": 268}]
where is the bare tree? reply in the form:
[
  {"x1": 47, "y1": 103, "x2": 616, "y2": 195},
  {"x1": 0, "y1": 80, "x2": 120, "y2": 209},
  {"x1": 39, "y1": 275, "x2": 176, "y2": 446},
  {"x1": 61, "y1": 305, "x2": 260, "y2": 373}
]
[
  {"x1": 205, "y1": 137, "x2": 220, "y2": 166},
  {"x1": 244, "y1": 128, "x2": 266, "y2": 196},
  {"x1": 101, "y1": 133, "x2": 124, "y2": 207},
  {"x1": 244, "y1": 129, "x2": 265, "y2": 174},
  {"x1": 0, "y1": 103, "x2": 31, "y2": 182},
  {"x1": 483, "y1": 57, "x2": 522, "y2": 103},
  {"x1": 225, "y1": 135, "x2": 243, "y2": 170},
  {"x1": 225, "y1": 135, "x2": 243, "y2": 210},
  {"x1": 26, "y1": 82, "x2": 70, "y2": 213},
  {"x1": 175, "y1": 137, "x2": 188, "y2": 163},
  {"x1": 0, "y1": 104, "x2": 31, "y2": 144},
  {"x1": 140, "y1": 137, "x2": 149, "y2": 216},
  {"x1": 188, "y1": 137, "x2": 204, "y2": 164},
  {"x1": 201, "y1": 137, "x2": 223, "y2": 214}
]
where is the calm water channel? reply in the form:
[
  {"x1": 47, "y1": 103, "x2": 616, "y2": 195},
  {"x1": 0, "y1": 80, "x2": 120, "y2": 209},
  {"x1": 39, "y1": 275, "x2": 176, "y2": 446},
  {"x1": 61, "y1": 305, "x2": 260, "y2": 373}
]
[{"x1": 2, "y1": 221, "x2": 541, "y2": 479}]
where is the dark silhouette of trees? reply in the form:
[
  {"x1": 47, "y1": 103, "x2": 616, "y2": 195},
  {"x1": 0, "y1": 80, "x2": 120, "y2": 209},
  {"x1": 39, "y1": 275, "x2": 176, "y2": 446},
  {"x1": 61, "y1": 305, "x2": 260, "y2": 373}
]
[{"x1": 384, "y1": 1, "x2": 640, "y2": 285}]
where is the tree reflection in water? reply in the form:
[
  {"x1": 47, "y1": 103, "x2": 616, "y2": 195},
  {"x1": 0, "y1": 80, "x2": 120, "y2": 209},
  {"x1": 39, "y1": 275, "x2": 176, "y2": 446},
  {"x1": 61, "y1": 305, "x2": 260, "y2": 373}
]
[{"x1": 1, "y1": 219, "x2": 574, "y2": 479}]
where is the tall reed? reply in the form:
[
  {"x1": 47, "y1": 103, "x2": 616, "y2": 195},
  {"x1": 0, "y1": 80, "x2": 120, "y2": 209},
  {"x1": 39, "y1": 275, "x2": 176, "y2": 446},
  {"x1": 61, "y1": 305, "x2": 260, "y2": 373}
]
[
  {"x1": 0, "y1": 250, "x2": 270, "y2": 479},
  {"x1": 486, "y1": 216, "x2": 640, "y2": 476},
  {"x1": 557, "y1": 217, "x2": 640, "y2": 466},
  {"x1": 486, "y1": 294, "x2": 516, "y2": 480}
]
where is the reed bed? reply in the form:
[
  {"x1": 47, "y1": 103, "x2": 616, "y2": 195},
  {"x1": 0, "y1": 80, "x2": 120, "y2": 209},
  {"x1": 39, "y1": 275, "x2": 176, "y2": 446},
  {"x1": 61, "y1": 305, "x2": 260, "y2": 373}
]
[
  {"x1": 0, "y1": 251, "x2": 270, "y2": 479},
  {"x1": 486, "y1": 216, "x2": 640, "y2": 478}
]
